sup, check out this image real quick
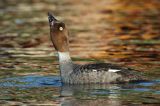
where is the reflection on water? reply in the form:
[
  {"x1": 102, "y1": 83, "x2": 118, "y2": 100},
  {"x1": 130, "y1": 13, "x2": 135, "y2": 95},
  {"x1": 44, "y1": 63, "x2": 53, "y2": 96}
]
[
  {"x1": 0, "y1": 0, "x2": 160, "y2": 105},
  {"x1": 0, "y1": 75, "x2": 160, "y2": 105},
  {"x1": 0, "y1": 75, "x2": 61, "y2": 88}
]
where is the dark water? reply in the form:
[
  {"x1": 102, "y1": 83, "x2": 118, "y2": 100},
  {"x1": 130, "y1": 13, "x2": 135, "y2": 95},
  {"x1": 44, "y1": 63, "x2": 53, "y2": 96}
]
[{"x1": 0, "y1": 75, "x2": 160, "y2": 105}]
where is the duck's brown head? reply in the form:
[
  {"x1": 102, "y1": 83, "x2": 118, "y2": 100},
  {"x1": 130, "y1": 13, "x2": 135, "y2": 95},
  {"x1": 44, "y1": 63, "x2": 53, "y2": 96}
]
[{"x1": 48, "y1": 12, "x2": 69, "y2": 52}]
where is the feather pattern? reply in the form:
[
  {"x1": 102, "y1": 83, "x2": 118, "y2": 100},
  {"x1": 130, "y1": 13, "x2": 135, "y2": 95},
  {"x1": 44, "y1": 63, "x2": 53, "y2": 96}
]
[{"x1": 62, "y1": 63, "x2": 148, "y2": 84}]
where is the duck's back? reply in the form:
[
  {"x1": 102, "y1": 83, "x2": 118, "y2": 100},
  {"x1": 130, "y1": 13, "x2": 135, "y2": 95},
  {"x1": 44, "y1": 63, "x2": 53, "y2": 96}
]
[{"x1": 67, "y1": 63, "x2": 147, "y2": 84}]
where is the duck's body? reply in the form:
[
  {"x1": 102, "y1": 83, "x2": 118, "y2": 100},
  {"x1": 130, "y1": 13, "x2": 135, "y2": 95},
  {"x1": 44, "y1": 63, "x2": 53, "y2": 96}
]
[
  {"x1": 48, "y1": 13, "x2": 147, "y2": 84},
  {"x1": 58, "y1": 52, "x2": 146, "y2": 84}
]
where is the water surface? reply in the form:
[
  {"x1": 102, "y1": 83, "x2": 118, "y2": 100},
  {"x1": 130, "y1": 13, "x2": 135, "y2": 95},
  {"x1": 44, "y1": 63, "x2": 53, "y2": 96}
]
[
  {"x1": 0, "y1": 75, "x2": 160, "y2": 105},
  {"x1": 0, "y1": 0, "x2": 160, "y2": 105}
]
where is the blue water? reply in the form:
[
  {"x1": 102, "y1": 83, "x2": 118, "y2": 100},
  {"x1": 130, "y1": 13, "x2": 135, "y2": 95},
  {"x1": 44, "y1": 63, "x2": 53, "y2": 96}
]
[
  {"x1": 0, "y1": 75, "x2": 62, "y2": 88},
  {"x1": 0, "y1": 75, "x2": 160, "y2": 105},
  {"x1": 0, "y1": 75, "x2": 159, "y2": 93}
]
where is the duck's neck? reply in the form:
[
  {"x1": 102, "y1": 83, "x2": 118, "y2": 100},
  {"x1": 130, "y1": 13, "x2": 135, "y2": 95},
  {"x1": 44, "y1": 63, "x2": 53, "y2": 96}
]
[{"x1": 58, "y1": 52, "x2": 73, "y2": 78}]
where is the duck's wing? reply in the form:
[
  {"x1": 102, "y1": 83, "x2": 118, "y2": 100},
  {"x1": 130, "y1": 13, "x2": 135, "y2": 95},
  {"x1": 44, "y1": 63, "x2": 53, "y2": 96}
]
[{"x1": 73, "y1": 63, "x2": 148, "y2": 82}]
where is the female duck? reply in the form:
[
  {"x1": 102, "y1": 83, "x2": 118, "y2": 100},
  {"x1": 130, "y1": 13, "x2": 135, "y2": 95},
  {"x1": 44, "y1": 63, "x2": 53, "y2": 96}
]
[{"x1": 48, "y1": 13, "x2": 147, "y2": 84}]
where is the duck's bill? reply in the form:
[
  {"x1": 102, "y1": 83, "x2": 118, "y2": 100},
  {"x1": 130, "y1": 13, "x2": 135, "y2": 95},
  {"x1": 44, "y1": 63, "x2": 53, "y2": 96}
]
[{"x1": 48, "y1": 12, "x2": 57, "y2": 26}]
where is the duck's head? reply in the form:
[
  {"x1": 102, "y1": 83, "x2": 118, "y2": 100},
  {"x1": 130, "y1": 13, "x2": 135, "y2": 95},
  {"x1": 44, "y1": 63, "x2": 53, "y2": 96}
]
[{"x1": 48, "y1": 12, "x2": 69, "y2": 52}]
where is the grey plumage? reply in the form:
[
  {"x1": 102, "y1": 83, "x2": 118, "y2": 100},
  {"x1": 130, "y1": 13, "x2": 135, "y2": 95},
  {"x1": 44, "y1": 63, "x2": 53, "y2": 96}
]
[{"x1": 62, "y1": 63, "x2": 147, "y2": 84}]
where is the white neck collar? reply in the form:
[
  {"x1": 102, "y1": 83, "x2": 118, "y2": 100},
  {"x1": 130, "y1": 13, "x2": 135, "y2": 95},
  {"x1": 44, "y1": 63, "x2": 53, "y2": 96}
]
[{"x1": 58, "y1": 52, "x2": 71, "y2": 63}]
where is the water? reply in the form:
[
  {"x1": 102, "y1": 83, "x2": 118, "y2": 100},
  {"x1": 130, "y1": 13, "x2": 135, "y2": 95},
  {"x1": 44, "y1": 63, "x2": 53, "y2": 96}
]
[
  {"x1": 1, "y1": 0, "x2": 160, "y2": 105},
  {"x1": 0, "y1": 75, "x2": 61, "y2": 88},
  {"x1": 0, "y1": 75, "x2": 160, "y2": 105}
]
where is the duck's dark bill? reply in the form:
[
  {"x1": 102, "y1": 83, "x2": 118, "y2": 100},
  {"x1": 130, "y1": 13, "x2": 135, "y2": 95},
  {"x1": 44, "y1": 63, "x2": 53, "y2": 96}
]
[{"x1": 48, "y1": 12, "x2": 57, "y2": 23}]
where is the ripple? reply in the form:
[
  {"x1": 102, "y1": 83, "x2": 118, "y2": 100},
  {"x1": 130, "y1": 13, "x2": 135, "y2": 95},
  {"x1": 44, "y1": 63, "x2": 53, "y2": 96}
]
[{"x1": 0, "y1": 75, "x2": 61, "y2": 88}]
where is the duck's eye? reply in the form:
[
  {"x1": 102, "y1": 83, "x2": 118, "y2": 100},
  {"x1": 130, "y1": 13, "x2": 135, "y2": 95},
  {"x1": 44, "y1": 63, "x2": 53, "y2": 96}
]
[
  {"x1": 59, "y1": 27, "x2": 63, "y2": 31},
  {"x1": 49, "y1": 18, "x2": 52, "y2": 22}
]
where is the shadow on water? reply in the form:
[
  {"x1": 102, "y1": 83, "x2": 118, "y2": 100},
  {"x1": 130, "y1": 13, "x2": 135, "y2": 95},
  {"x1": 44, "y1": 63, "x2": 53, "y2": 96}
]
[{"x1": 0, "y1": 75, "x2": 160, "y2": 105}]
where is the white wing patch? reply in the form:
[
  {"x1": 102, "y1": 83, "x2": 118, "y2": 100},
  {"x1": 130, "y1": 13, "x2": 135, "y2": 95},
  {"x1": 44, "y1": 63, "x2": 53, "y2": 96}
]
[
  {"x1": 108, "y1": 68, "x2": 121, "y2": 72},
  {"x1": 92, "y1": 69, "x2": 97, "y2": 72}
]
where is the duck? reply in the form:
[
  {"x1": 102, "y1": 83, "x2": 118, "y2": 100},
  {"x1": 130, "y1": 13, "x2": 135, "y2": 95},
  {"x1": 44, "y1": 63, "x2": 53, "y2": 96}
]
[{"x1": 47, "y1": 12, "x2": 147, "y2": 84}]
